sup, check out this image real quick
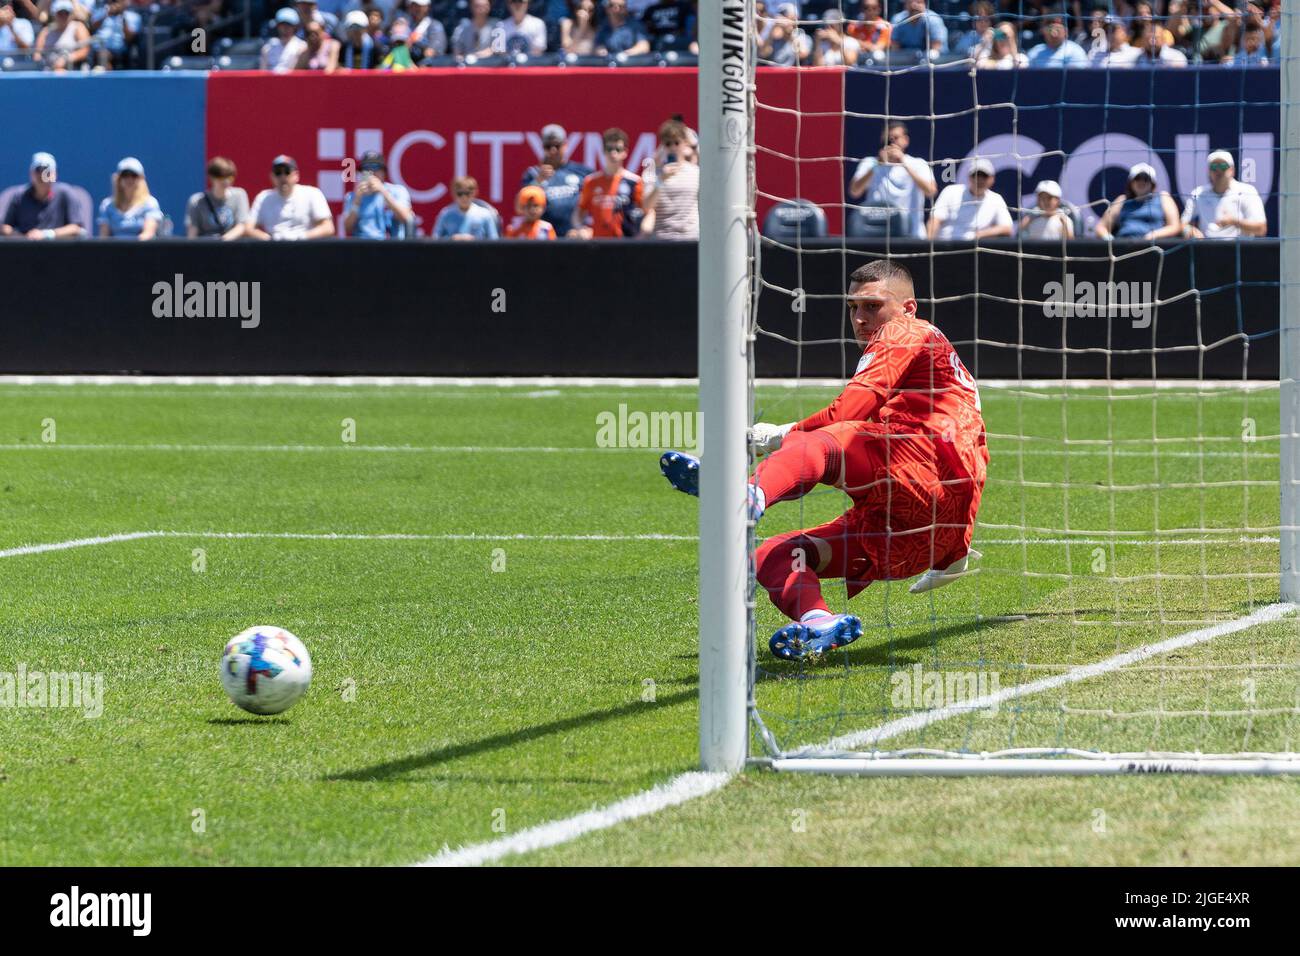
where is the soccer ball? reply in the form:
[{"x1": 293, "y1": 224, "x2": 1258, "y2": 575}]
[{"x1": 219, "y1": 626, "x2": 312, "y2": 715}]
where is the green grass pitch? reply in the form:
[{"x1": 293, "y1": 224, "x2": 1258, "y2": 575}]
[{"x1": 2, "y1": 380, "x2": 1299, "y2": 866}]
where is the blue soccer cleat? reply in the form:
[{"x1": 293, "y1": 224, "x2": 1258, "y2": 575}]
[
  {"x1": 660, "y1": 450, "x2": 700, "y2": 497},
  {"x1": 769, "y1": 614, "x2": 863, "y2": 661}
]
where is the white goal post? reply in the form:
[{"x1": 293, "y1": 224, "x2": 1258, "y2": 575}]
[{"x1": 698, "y1": 0, "x2": 1300, "y2": 776}]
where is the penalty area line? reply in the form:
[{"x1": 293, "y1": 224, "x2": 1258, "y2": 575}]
[{"x1": 413, "y1": 771, "x2": 733, "y2": 867}]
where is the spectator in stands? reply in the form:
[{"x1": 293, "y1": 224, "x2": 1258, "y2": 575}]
[
  {"x1": 520, "y1": 123, "x2": 592, "y2": 237},
  {"x1": 977, "y1": 22, "x2": 1026, "y2": 66},
  {"x1": 1090, "y1": 19, "x2": 1138, "y2": 66},
  {"x1": 261, "y1": 8, "x2": 306, "y2": 71},
  {"x1": 848, "y1": 121, "x2": 937, "y2": 239},
  {"x1": 927, "y1": 158, "x2": 1012, "y2": 240},
  {"x1": 408, "y1": 0, "x2": 447, "y2": 55},
  {"x1": 433, "y1": 176, "x2": 500, "y2": 239},
  {"x1": 890, "y1": 0, "x2": 947, "y2": 57},
  {"x1": 247, "y1": 154, "x2": 335, "y2": 240},
  {"x1": 952, "y1": 0, "x2": 995, "y2": 60},
  {"x1": 342, "y1": 150, "x2": 413, "y2": 239},
  {"x1": 1094, "y1": 162, "x2": 1180, "y2": 240},
  {"x1": 560, "y1": 0, "x2": 598, "y2": 54},
  {"x1": 1197, "y1": 0, "x2": 1239, "y2": 63},
  {"x1": 380, "y1": 18, "x2": 415, "y2": 67},
  {"x1": 640, "y1": 117, "x2": 699, "y2": 239},
  {"x1": 1165, "y1": 0, "x2": 1194, "y2": 53},
  {"x1": 88, "y1": 0, "x2": 136, "y2": 68},
  {"x1": 295, "y1": 19, "x2": 339, "y2": 68},
  {"x1": 492, "y1": 0, "x2": 547, "y2": 54},
  {"x1": 0, "y1": 152, "x2": 86, "y2": 240},
  {"x1": 846, "y1": 0, "x2": 890, "y2": 64},
  {"x1": 1132, "y1": 19, "x2": 1188, "y2": 65},
  {"x1": 185, "y1": 156, "x2": 249, "y2": 240},
  {"x1": 1181, "y1": 150, "x2": 1267, "y2": 238},
  {"x1": 34, "y1": 0, "x2": 90, "y2": 70},
  {"x1": 758, "y1": 2, "x2": 809, "y2": 64},
  {"x1": 1128, "y1": 0, "x2": 1171, "y2": 47},
  {"x1": 0, "y1": 1, "x2": 36, "y2": 55},
  {"x1": 295, "y1": 0, "x2": 336, "y2": 34},
  {"x1": 596, "y1": 0, "x2": 649, "y2": 55},
  {"x1": 505, "y1": 186, "x2": 557, "y2": 239},
  {"x1": 1224, "y1": 21, "x2": 1270, "y2": 65},
  {"x1": 97, "y1": 157, "x2": 163, "y2": 240},
  {"x1": 1018, "y1": 179, "x2": 1073, "y2": 239},
  {"x1": 811, "y1": 8, "x2": 859, "y2": 64},
  {"x1": 1074, "y1": 4, "x2": 1107, "y2": 52},
  {"x1": 337, "y1": 9, "x2": 381, "y2": 67},
  {"x1": 642, "y1": 0, "x2": 694, "y2": 52},
  {"x1": 451, "y1": 0, "x2": 495, "y2": 56},
  {"x1": 1026, "y1": 13, "x2": 1088, "y2": 66},
  {"x1": 573, "y1": 127, "x2": 643, "y2": 239}
]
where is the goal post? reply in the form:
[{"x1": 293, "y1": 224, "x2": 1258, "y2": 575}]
[{"x1": 1282, "y1": 1, "x2": 1300, "y2": 604}]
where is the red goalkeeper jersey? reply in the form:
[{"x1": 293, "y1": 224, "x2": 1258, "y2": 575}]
[{"x1": 792, "y1": 314, "x2": 988, "y2": 482}]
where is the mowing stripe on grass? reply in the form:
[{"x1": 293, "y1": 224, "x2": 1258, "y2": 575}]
[
  {"x1": 798, "y1": 601, "x2": 1299, "y2": 757},
  {"x1": 414, "y1": 771, "x2": 733, "y2": 867}
]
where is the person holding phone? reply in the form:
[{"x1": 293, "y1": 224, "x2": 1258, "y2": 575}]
[
  {"x1": 640, "y1": 117, "x2": 699, "y2": 240},
  {"x1": 342, "y1": 150, "x2": 413, "y2": 239}
]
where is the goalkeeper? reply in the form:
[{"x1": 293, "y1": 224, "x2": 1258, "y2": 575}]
[{"x1": 661, "y1": 260, "x2": 988, "y2": 660}]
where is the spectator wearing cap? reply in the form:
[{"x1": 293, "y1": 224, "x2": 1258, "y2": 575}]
[
  {"x1": 520, "y1": 123, "x2": 592, "y2": 238},
  {"x1": 758, "y1": 3, "x2": 810, "y2": 64},
  {"x1": 295, "y1": 18, "x2": 339, "y2": 68},
  {"x1": 846, "y1": 0, "x2": 890, "y2": 63},
  {"x1": 573, "y1": 127, "x2": 644, "y2": 239},
  {"x1": 97, "y1": 157, "x2": 163, "y2": 240},
  {"x1": 185, "y1": 156, "x2": 249, "y2": 240},
  {"x1": 261, "y1": 8, "x2": 306, "y2": 71},
  {"x1": 451, "y1": 0, "x2": 496, "y2": 56},
  {"x1": 1025, "y1": 13, "x2": 1088, "y2": 67},
  {"x1": 560, "y1": 0, "x2": 598, "y2": 54},
  {"x1": 505, "y1": 186, "x2": 557, "y2": 239},
  {"x1": 849, "y1": 121, "x2": 936, "y2": 240},
  {"x1": 491, "y1": 0, "x2": 546, "y2": 54},
  {"x1": 811, "y1": 8, "x2": 858, "y2": 65},
  {"x1": 294, "y1": 0, "x2": 336, "y2": 34},
  {"x1": 1095, "y1": 163, "x2": 1181, "y2": 240},
  {"x1": 642, "y1": 0, "x2": 695, "y2": 53},
  {"x1": 640, "y1": 117, "x2": 699, "y2": 239},
  {"x1": 433, "y1": 176, "x2": 500, "y2": 239},
  {"x1": 927, "y1": 158, "x2": 1012, "y2": 240},
  {"x1": 1132, "y1": 20, "x2": 1188, "y2": 66},
  {"x1": 0, "y1": 1, "x2": 36, "y2": 56},
  {"x1": 1018, "y1": 180, "x2": 1073, "y2": 239},
  {"x1": 595, "y1": 0, "x2": 649, "y2": 56},
  {"x1": 0, "y1": 152, "x2": 88, "y2": 240},
  {"x1": 977, "y1": 22, "x2": 1025, "y2": 67},
  {"x1": 337, "y1": 9, "x2": 381, "y2": 67},
  {"x1": 34, "y1": 0, "x2": 90, "y2": 70},
  {"x1": 381, "y1": 17, "x2": 415, "y2": 67},
  {"x1": 889, "y1": 0, "x2": 947, "y2": 57},
  {"x1": 408, "y1": 0, "x2": 447, "y2": 56},
  {"x1": 1181, "y1": 150, "x2": 1266, "y2": 239},
  {"x1": 247, "y1": 155, "x2": 335, "y2": 240},
  {"x1": 88, "y1": 0, "x2": 139, "y2": 69},
  {"x1": 342, "y1": 151, "x2": 413, "y2": 239}
]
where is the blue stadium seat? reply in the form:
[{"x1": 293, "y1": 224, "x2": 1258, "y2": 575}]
[
  {"x1": 846, "y1": 205, "x2": 910, "y2": 238},
  {"x1": 163, "y1": 55, "x2": 213, "y2": 70},
  {"x1": 659, "y1": 50, "x2": 697, "y2": 67},
  {"x1": 213, "y1": 53, "x2": 261, "y2": 70},
  {"x1": 762, "y1": 199, "x2": 829, "y2": 241}
]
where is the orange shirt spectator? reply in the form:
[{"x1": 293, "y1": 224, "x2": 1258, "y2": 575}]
[
  {"x1": 847, "y1": 0, "x2": 891, "y2": 52},
  {"x1": 573, "y1": 128, "x2": 644, "y2": 239},
  {"x1": 505, "y1": 185, "x2": 557, "y2": 239}
]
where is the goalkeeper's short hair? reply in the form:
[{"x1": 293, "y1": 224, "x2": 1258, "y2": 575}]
[{"x1": 849, "y1": 259, "x2": 915, "y2": 298}]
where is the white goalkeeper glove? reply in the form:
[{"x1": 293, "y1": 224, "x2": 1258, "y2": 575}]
[{"x1": 750, "y1": 421, "x2": 794, "y2": 457}]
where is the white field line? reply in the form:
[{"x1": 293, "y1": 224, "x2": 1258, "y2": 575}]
[
  {"x1": 798, "y1": 601, "x2": 1299, "y2": 757},
  {"x1": 414, "y1": 771, "x2": 734, "y2": 868},
  {"x1": 0, "y1": 374, "x2": 1275, "y2": 391}
]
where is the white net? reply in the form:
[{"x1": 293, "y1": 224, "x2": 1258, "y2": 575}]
[{"x1": 742, "y1": 3, "x2": 1300, "y2": 773}]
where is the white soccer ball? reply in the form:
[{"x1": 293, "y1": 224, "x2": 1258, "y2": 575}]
[{"x1": 219, "y1": 626, "x2": 312, "y2": 715}]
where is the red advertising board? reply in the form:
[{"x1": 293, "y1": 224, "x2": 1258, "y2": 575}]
[{"x1": 205, "y1": 67, "x2": 844, "y2": 234}]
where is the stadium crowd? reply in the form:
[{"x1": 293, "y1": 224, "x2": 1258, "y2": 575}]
[
  {"x1": 0, "y1": 0, "x2": 1283, "y2": 71},
  {"x1": 0, "y1": 121, "x2": 1268, "y2": 239}
]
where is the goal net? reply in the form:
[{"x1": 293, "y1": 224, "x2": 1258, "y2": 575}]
[{"x1": 698, "y1": 0, "x2": 1300, "y2": 775}]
